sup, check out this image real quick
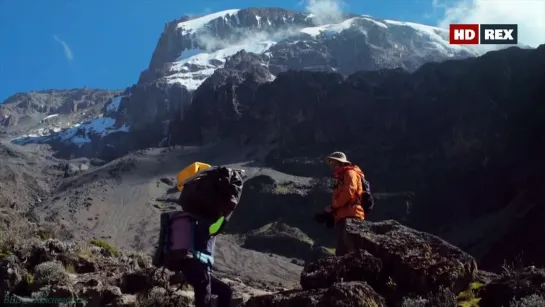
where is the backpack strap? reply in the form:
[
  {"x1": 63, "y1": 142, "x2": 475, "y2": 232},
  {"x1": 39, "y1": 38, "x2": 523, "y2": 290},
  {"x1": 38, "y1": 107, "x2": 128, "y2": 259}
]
[
  {"x1": 190, "y1": 219, "x2": 215, "y2": 266},
  {"x1": 193, "y1": 251, "x2": 214, "y2": 266}
]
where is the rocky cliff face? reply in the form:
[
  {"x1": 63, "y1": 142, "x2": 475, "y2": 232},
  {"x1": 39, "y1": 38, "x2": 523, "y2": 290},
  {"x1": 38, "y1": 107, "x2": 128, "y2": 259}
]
[
  {"x1": 0, "y1": 89, "x2": 121, "y2": 139},
  {"x1": 113, "y1": 7, "x2": 481, "y2": 152}
]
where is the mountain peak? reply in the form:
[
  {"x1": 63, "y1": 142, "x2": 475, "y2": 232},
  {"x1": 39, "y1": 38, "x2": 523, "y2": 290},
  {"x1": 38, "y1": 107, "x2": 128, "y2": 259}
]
[{"x1": 140, "y1": 7, "x2": 480, "y2": 90}]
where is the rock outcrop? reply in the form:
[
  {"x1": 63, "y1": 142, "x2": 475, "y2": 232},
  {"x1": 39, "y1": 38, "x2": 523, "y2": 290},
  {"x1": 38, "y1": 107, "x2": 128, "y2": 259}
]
[
  {"x1": 245, "y1": 220, "x2": 544, "y2": 307},
  {"x1": 2, "y1": 217, "x2": 544, "y2": 307},
  {"x1": 0, "y1": 237, "x2": 270, "y2": 307},
  {"x1": 479, "y1": 266, "x2": 545, "y2": 307}
]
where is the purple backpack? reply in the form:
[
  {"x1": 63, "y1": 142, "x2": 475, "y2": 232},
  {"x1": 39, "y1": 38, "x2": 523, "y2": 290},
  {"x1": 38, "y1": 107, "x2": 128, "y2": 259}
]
[{"x1": 152, "y1": 211, "x2": 196, "y2": 271}]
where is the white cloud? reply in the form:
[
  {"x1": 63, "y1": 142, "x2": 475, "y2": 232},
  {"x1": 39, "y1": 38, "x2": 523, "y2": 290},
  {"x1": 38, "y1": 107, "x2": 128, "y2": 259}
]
[
  {"x1": 435, "y1": 0, "x2": 545, "y2": 48},
  {"x1": 303, "y1": 0, "x2": 346, "y2": 25},
  {"x1": 53, "y1": 35, "x2": 74, "y2": 61}
]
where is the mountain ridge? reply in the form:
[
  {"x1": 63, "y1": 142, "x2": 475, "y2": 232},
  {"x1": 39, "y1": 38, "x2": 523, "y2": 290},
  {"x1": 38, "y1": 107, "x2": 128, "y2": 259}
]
[{"x1": 141, "y1": 7, "x2": 482, "y2": 89}]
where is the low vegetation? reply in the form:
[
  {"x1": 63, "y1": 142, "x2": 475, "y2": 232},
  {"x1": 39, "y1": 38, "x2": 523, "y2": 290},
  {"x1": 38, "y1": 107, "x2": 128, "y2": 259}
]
[
  {"x1": 457, "y1": 282, "x2": 484, "y2": 307},
  {"x1": 324, "y1": 247, "x2": 335, "y2": 255},
  {"x1": 152, "y1": 202, "x2": 166, "y2": 210},
  {"x1": 74, "y1": 241, "x2": 95, "y2": 260},
  {"x1": 510, "y1": 294, "x2": 545, "y2": 307},
  {"x1": 65, "y1": 263, "x2": 76, "y2": 274},
  {"x1": 273, "y1": 185, "x2": 291, "y2": 195},
  {"x1": 89, "y1": 238, "x2": 120, "y2": 257}
]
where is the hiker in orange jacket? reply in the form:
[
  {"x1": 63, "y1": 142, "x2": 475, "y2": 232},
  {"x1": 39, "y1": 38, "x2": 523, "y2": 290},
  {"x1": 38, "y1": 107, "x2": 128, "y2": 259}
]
[{"x1": 324, "y1": 151, "x2": 365, "y2": 256}]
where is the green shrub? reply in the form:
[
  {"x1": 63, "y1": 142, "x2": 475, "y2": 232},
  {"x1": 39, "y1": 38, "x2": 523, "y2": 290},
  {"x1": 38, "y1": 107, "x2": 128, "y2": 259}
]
[
  {"x1": 273, "y1": 185, "x2": 291, "y2": 195},
  {"x1": 34, "y1": 261, "x2": 68, "y2": 285},
  {"x1": 457, "y1": 282, "x2": 484, "y2": 307},
  {"x1": 152, "y1": 203, "x2": 165, "y2": 210},
  {"x1": 38, "y1": 230, "x2": 51, "y2": 240},
  {"x1": 74, "y1": 242, "x2": 94, "y2": 260},
  {"x1": 65, "y1": 263, "x2": 76, "y2": 274},
  {"x1": 26, "y1": 274, "x2": 34, "y2": 285},
  {"x1": 89, "y1": 238, "x2": 120, "y2": 257}
]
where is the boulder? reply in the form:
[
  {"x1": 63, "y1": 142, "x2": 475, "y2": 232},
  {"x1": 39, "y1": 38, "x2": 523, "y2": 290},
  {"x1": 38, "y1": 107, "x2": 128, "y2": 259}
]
[
  {"x1": 113, "y1": 294, "x2": 138, "y2": 306},
  {"x1": 344, "y1": 220, "x2": 477, "y2": 294},
  {"x1": 0, "y1": 255, "x2": 26, "y2": 300},
  {"x1": 243, "y1": 223, "x2": 315, "y2": 260},
  {"x1": 245, "y1": 281, "x2": 385, "y2": 307},
  {"x1": 245, "y1": 219, "x2": 479, "y2": 306},
  {"x1": 307, "y1": 246, "x2": 335, "y2": 263},
  {"x1": 479, "y1": 266, "x2": 545, "y2": 307},
  {"x1": 301, "y1": 251, "x2": 382, "y2": 290},
  {"x1": 120, "y1": 270, "x2": 153, "y2": 294}
]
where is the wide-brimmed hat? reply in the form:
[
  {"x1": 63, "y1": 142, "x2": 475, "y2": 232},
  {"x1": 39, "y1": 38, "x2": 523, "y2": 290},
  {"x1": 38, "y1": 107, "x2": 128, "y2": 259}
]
[{"x1": 326, "y1": 152, "x2": 351, "y2": 164}]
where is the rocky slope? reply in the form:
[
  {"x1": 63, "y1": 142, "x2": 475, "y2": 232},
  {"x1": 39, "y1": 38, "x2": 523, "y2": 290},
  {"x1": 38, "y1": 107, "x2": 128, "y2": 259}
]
[
  {"x1": 1, "y1": 88, "x2": 122, "y2": 140},
  {"x1": 0, "y1": 141, "x2": 63, "y2": 212},
  {"x1": 2, "y1": 214, "x2": 544, "y2": 307}
]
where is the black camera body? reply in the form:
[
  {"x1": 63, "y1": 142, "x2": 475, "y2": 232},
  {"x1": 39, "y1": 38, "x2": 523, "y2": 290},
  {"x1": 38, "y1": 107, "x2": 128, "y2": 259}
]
[{"x1": 314, "y1": 211, "x2": 335, "y2": 229}]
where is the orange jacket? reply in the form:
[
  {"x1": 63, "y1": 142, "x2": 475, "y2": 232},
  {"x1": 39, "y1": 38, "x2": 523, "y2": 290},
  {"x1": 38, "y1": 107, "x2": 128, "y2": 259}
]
[{"x1": 331, "y1": 165, "x2": 365, "y2": 223}]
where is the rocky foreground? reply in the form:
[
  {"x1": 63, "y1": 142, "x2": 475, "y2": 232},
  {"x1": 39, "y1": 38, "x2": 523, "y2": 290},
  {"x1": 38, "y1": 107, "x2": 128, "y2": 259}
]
[{"x1": 1, "y1": 213, "x2": 544, "y2": 307}]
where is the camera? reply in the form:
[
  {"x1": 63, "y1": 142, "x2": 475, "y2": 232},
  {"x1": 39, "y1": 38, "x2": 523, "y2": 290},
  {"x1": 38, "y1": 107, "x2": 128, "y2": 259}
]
[{"x1": 314, "y1": 211, "x2": 334, "y2": 229}]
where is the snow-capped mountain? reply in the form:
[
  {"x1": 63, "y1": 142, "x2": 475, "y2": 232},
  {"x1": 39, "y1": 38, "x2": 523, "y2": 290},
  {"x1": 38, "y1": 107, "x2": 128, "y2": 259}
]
[
  {"x1": 140, "y1": 8, "x2": 481, "y2": 91},
  {"x1": 6, "y1": 7, "x2": 487, "y2": 157}
]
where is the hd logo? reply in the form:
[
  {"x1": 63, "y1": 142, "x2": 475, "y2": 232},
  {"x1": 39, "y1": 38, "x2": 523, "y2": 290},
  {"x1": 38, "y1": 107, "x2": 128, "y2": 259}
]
[{"x1": 449, "y1": 24, "x2": 518, "y2": 45}]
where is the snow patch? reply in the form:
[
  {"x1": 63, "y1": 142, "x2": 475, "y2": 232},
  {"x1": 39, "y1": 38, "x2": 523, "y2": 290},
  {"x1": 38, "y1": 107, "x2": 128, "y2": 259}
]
[
  {"x1": 384, "y1": 19, "x2": 469, "y2": 52},
  {"x1": 43, "y1": 114, "x2": 59, "y2": 121},
  {"x1": 12, "y1": 116, "x2": 130, "y2": 147},
  {"x1": 168, "y1": 40, "x2": 277, "y2": 90},
  {"x1": 179, "y1": 48, "x2": 204, "y2": 60},
  {"x1": 177, "y1": 10, "x2": 240, "y2": 35},
  {"x1": 106, "y1": 96, "x2": 123, "y2": 113},
  {"x1": 73, "y1": 118, "x2": 127, "y2": 138},
  {"x1": 256, "y1": 15, "x2": 261, "y2": 27},
  {"x1": 363, "y1": 17, "x2": 388, "y2": 28},
  {"x1": 19, "y1": 127, "x2": 62, "y2": 139},
  {"x1": 166, "y1": 68, "x2": 217, "y2": 91},
  {"x1": 300, "y1": 18, "x2": 356, "y2": 37}
]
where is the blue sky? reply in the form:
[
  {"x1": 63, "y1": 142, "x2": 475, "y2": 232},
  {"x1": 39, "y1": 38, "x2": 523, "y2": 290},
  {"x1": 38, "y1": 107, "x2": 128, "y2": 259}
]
[{"x1": 2, "y1": 0, "x2": 541, "y2": 103}]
